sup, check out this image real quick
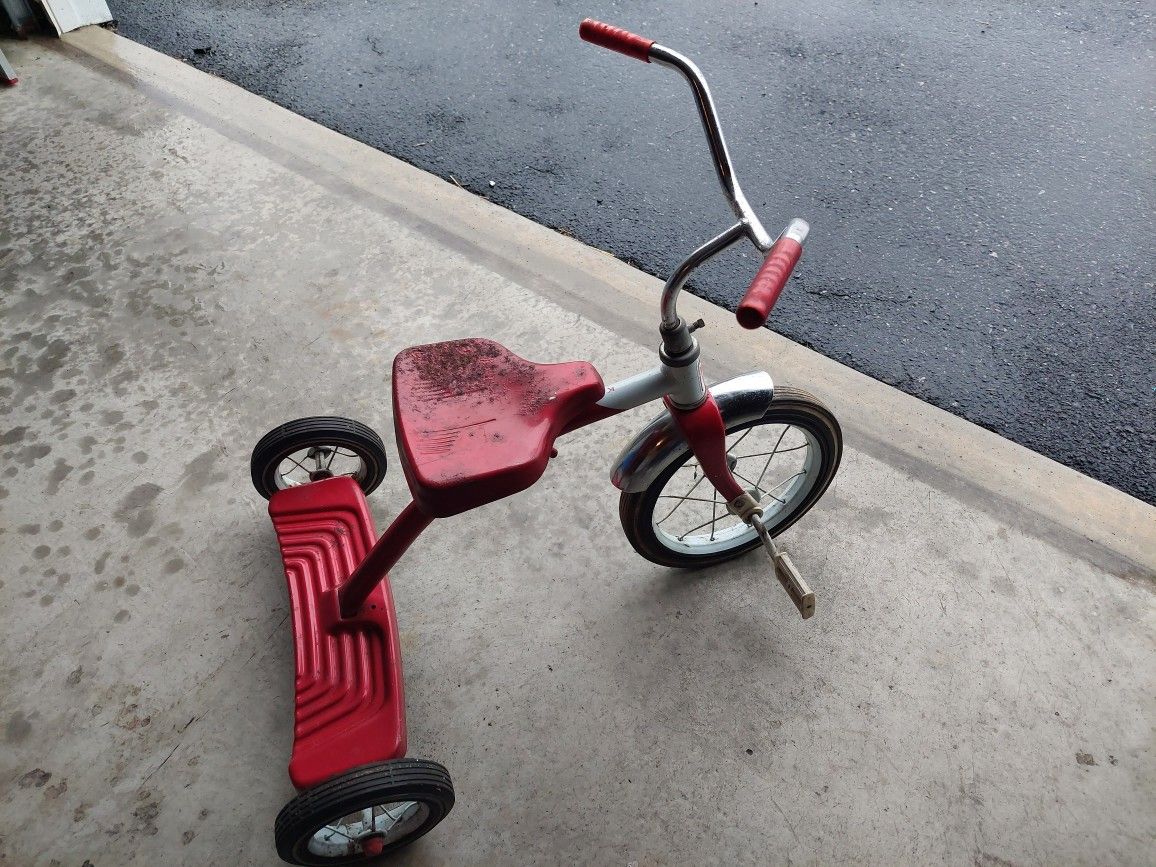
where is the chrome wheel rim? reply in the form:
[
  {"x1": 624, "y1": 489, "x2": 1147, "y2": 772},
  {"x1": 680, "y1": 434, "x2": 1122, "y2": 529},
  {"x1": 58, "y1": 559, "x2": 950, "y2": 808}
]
[
  {"x1": 273, "y1": 445, "x2": 369, "y2": 490},
  {"x1": 650, "y1": 422, "x2": 820, "y2": 557},
  {"x1": 306, "y1": 801, "x2": 429, "y2": 858}
]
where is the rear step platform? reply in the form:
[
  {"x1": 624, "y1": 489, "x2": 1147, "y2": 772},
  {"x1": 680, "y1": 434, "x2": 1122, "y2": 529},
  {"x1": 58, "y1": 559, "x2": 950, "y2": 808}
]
[{"x1": 268, "y1": 477, "x2": 407, "y2": 789}]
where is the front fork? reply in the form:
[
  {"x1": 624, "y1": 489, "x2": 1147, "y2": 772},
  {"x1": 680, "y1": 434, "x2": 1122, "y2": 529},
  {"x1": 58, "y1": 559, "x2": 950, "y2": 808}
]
[{"x1": 665, "y1": 394, "x2": 816, "y2": 619}]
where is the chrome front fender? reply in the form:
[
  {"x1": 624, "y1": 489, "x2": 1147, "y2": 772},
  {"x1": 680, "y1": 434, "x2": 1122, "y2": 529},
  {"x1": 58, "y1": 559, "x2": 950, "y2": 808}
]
[{"x1": 610, "y1": 371, "x2": 775, "y2": 493}]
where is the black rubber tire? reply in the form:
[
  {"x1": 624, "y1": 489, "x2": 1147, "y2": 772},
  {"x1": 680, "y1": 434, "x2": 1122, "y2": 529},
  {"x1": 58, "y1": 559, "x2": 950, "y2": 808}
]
[
  {"x1": 274, "y1": 759, "x2": 455, "y2": 865},
  {"x1": 619, "y1": 386, "x2": 842, "y2": 568},
  {"x1": 250, "y1": 417, "x2": 388, "y2": 500}
]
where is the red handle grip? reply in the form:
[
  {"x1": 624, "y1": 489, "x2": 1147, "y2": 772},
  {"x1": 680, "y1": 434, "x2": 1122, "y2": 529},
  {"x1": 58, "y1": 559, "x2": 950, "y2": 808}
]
[
  {"x1": 579, "y1": 18, "x2": 654, "y2": 62},
  {"x1": 737, "y1": 219, "x2": 809, "y2": 329}
]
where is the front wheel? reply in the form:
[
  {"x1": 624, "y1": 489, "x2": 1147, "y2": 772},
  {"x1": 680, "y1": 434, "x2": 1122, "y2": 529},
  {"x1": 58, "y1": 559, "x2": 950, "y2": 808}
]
[
  {"x1": 274, "y1": 759, "x2": 455, "y2": 865},
  {"x1": 619, "y1": 386, "x2": 842, "y2": 568}
]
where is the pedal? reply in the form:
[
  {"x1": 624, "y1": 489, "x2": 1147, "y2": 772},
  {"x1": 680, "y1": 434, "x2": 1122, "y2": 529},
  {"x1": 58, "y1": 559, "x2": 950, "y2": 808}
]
[
  {"x1": 751, "y1": 515, "x2": 816, "y2": 620},
  {"x1": 772, "y1": 549, "x2": 815, "y2": 619}
]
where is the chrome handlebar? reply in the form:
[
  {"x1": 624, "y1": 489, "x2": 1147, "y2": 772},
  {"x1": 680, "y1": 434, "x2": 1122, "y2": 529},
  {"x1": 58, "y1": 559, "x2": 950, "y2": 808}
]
[
  {"x1": 649, "y1": 45, "x2": 773, "y2": 253},
  {"x1": 648, "y1": 44, "x2": 776, "y2": 328},
  {"x1": 580, "y1": 21, "x2": 794, "y2": 331}
]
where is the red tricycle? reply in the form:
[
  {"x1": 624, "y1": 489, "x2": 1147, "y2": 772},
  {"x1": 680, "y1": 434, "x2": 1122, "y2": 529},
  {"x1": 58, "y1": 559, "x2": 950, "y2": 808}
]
[{"x1": 249, "y1": 19, "x2": 842, "y2": 864}]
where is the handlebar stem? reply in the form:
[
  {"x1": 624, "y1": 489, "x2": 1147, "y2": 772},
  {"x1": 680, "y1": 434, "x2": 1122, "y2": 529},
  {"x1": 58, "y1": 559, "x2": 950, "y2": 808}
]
[{"x1": 649, "y1": 44, "x2": 773, "y2": 252}]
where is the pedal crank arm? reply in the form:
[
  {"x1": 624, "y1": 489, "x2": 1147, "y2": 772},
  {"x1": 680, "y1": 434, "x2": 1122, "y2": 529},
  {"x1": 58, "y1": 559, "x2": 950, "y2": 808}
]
[{"x1": 751, "y1": 515, "x2": 815, "y2": 619}]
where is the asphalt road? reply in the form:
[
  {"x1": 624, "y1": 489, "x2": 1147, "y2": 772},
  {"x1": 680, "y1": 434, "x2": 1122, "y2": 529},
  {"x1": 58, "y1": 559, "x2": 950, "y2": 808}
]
[{"x1": 110, "y1": 1, "x2": 1155, "y2": 505}]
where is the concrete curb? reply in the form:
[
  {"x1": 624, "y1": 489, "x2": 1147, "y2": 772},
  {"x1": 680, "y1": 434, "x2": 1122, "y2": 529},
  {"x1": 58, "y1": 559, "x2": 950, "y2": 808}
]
[{"x1": 62, "y1": 26, "x2": 1154, "y2": 578}]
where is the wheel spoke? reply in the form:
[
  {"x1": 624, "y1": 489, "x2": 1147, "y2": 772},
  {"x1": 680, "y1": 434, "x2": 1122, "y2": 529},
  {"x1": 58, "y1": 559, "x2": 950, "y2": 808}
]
[
  {"x1": 282, "y1": 454, "x2": 311, "y2": 474},
  {"x1": 733, "y1": 469, "x2": 782, "y2": 502},
  {"x1": 765, "y1": 470, "x2": 806, "y2": 498},
  {"x1": 726, "y1": 426, "x2": 755, "y2": 452},
  {"x1": 755, "y1": 426, "x2": 791, "y2": 489},
  {"x1": 733, "y1": 443, "x2": 809, "y2": 459},
  {"x1": 656, "y1": 471, "x2": 709, "y2": 524},
  {"x1": 678, "y1": 513, "x2": 735, "y2": 540},
  {"x1": 709, "y1": 488, "x2": 719, "y2": 541}
]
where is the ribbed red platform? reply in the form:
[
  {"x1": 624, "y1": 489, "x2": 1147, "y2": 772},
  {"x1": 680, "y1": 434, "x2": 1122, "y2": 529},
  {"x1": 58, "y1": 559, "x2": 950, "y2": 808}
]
[{"x1": 268, "y1": 477, "x2": 407, "y2": 789}]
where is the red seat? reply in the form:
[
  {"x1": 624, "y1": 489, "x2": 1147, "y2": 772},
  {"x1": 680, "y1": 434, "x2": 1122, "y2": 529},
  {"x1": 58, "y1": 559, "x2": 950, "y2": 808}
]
[{"x1": 393, "y1": 338, "x2": 605, "y2": 517}]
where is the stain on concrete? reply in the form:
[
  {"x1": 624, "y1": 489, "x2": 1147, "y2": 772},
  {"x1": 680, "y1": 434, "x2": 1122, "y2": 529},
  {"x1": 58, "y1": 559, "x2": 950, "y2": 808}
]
[
  {"x1": 94, "y1": 551, "x2": 110, "y2": 575},
  {"x1": 164, "y1": 557, "x2": 185, "y2": 574},
  {"x1": 37, "y1": 339, "x2": 69, "y2": 377},
  {"x1": 16, "y1": 443, "x2": 51, "y2": 466},
  {"x1": 116, "y1": 703, "x2": 151, "y2": 729},
  {"x1": 114, "y1": 609, "x2": 131, "y2": 623},
  {"x1": 99, "y1": 343, "x2": 126, "y2": 369},
  {"x1": 66, "y1": 666, "x2": 84, "y2": 686},
  {"x1": 977, "y1": 854, "x2": 1020, "y2": 867},
  {"x1": 84, "y1": 526, "x2": 102, "y2": 540},
  {"x1": 6, "y1": 711, "x2": 32, "y2": 743},
  {"x1": 1, "y1": 426, "x2": 29, "y2": 445},
  {"x1": 18, "y1": 768, "x2": 51, "y2": 788},
  {"x1": 178, "y1": 447, "x2": 228, "y2": 493},
  {"x1": 18, "y1": 524, "x2": 40, "y2": 535},
  {"x1": 132, "y1": 450, "x2": 149, "y2": 464},
  {"x1": 45, "y1": 457, "x2": 74, "y2": 494},
  {"x1": 133, "y1": 790, "x2": 163, "y2": 836},
  {"x1": 1076, "y1": 751, "x2": 1096, "y2": 766},
  {"x1": 114, "y1": 482, "x2": 163, "y2": 537},
  {"x1": 33, "y1": 545, "x2": 50, "y2": 559},
  {"x1": 854, "y1": 506, "x2": 901, "y2": 533},
  {"x1": 40, "y1": 594, "x2": 55, "y2": 606}
]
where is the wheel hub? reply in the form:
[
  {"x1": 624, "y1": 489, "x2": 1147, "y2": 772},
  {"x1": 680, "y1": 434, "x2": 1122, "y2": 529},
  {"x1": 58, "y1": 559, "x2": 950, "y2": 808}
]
[{"x1": 359, "y1": 835, "x2": 385, "y2": 856}]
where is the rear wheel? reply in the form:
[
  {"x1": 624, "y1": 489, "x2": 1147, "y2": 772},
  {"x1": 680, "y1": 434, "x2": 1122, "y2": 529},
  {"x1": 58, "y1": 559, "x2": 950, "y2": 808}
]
[
  {"x1": 250, "y1": 417, "x2": 388, "y2": 500},
  {"x1": 274, "y1": 759, "x2": 454, "y2": 865},
  {"x1": 619, "y1": 387, "x2": 841, "y2": 568}
]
